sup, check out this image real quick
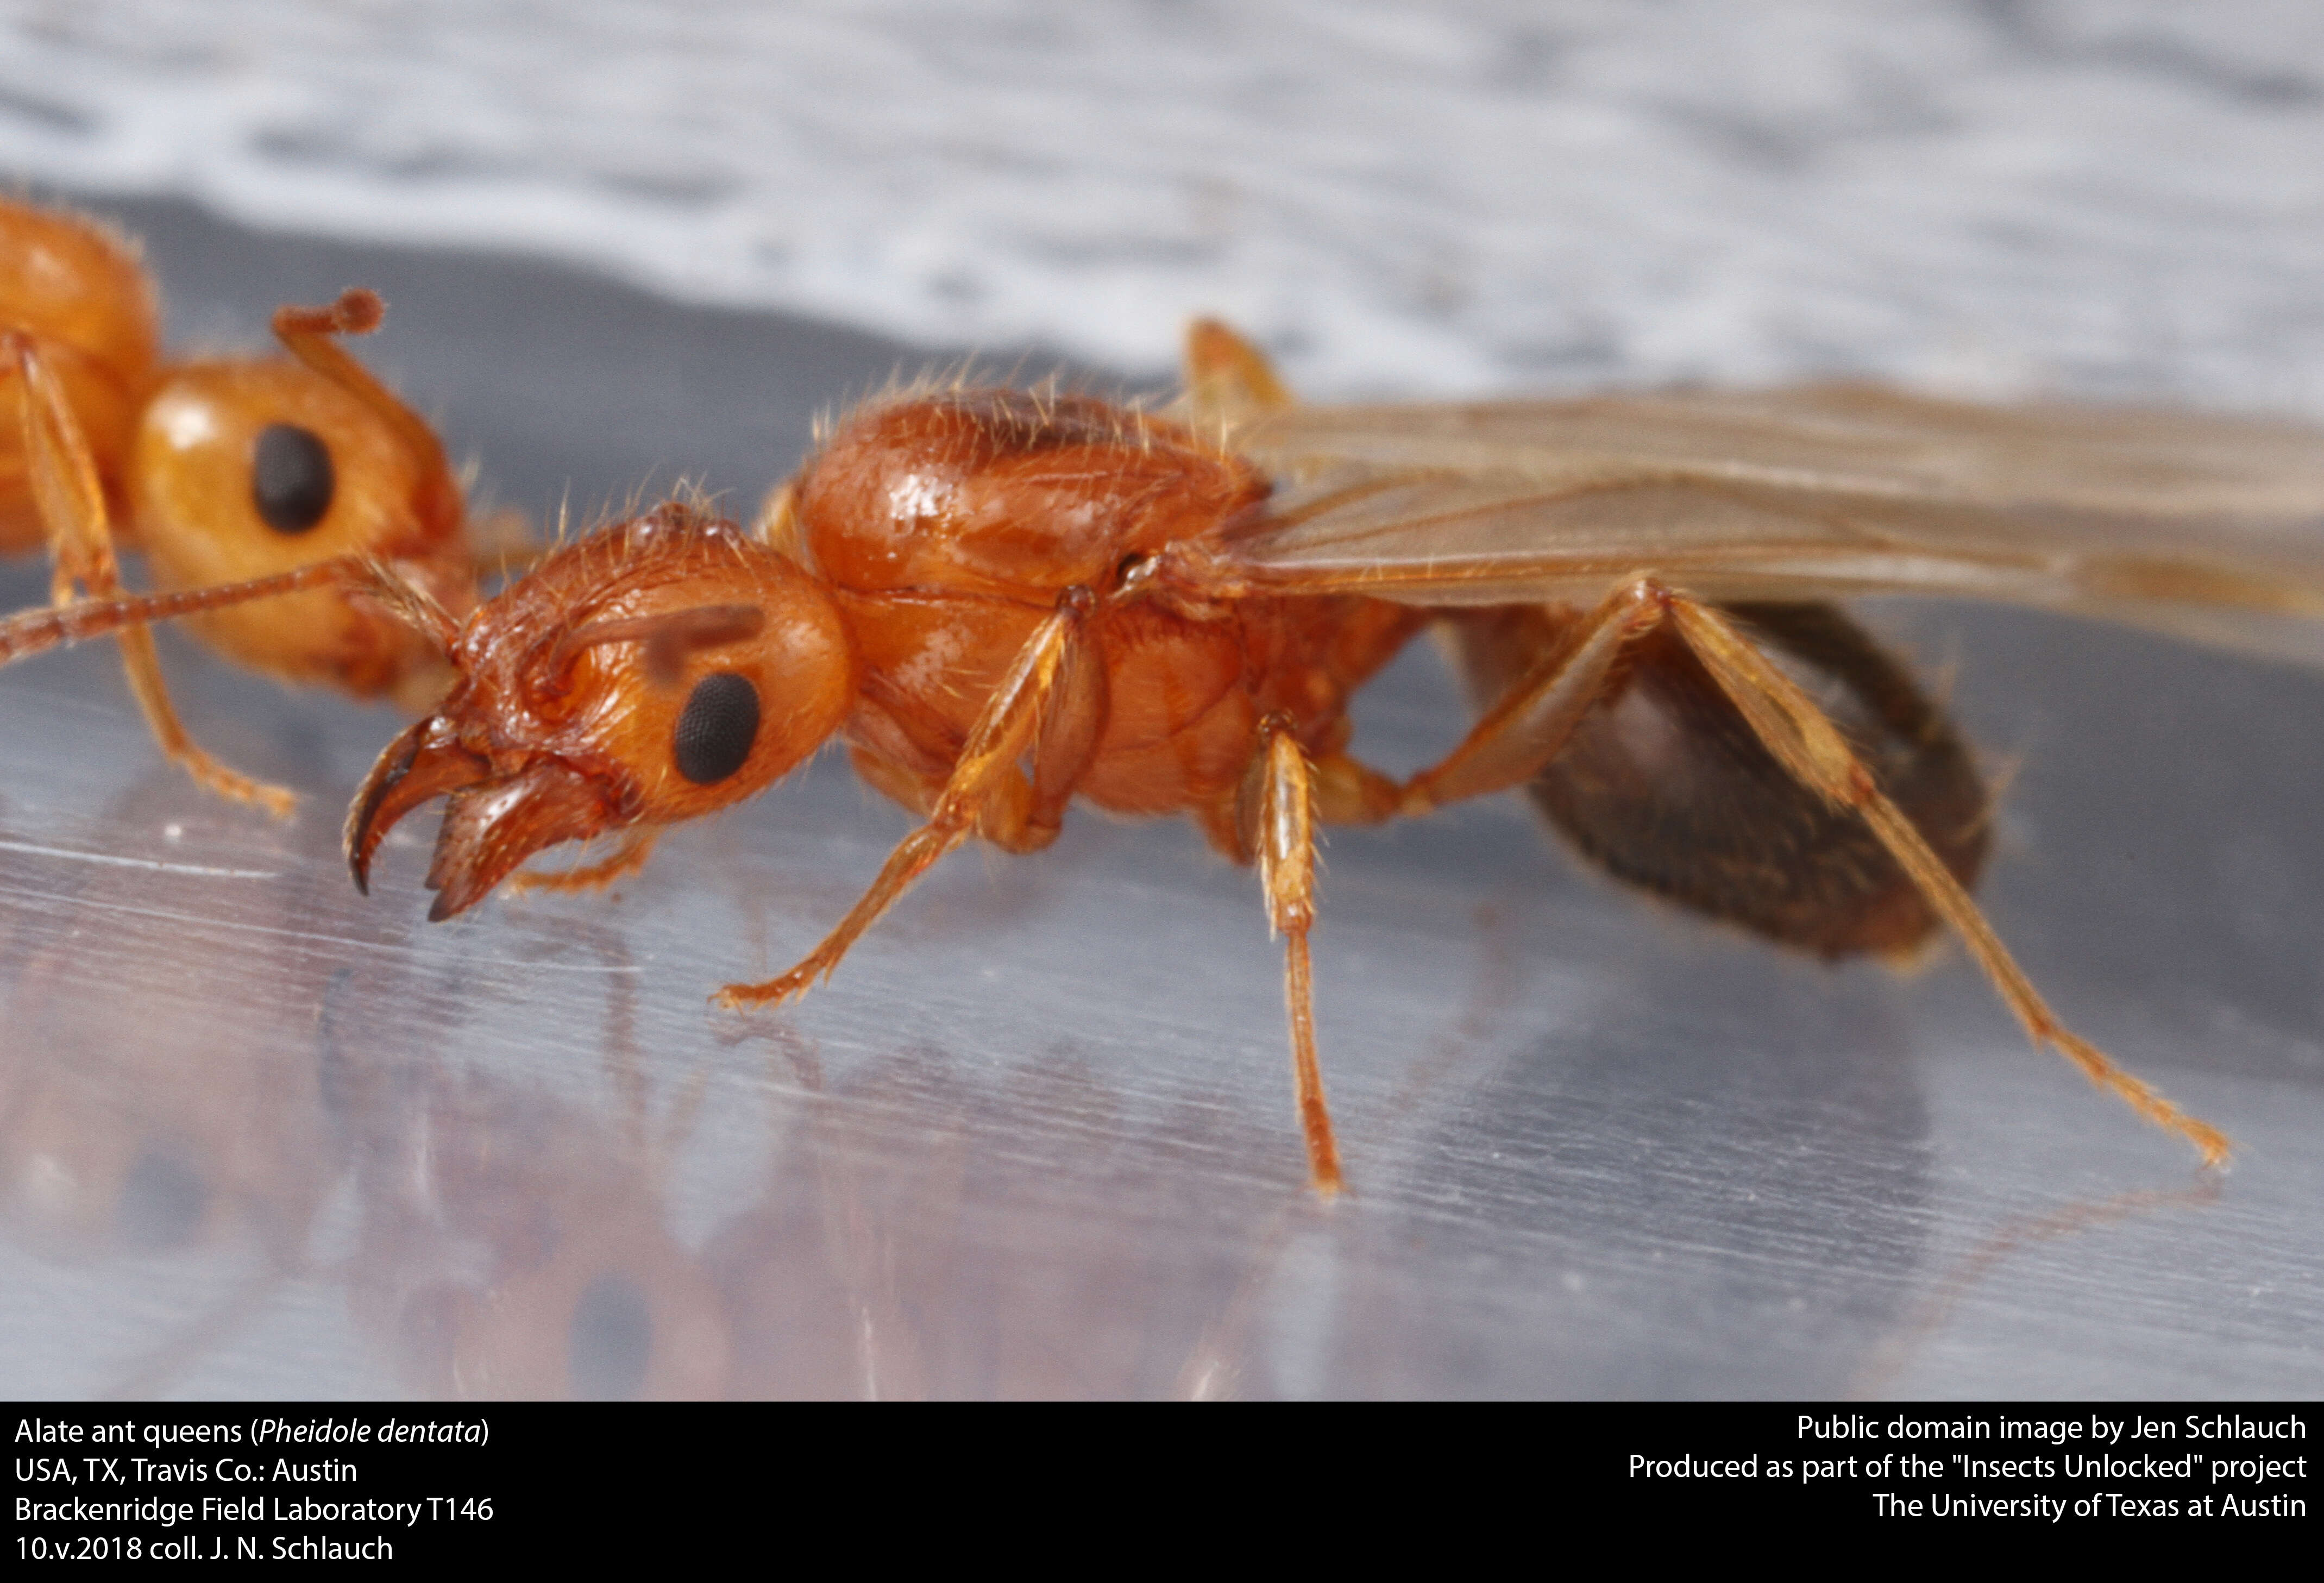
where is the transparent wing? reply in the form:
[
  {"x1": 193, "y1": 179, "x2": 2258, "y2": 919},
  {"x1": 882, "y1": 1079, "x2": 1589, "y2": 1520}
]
[{"x1": 1212, "y1": 387, "x2": 2324, "y2": 663}]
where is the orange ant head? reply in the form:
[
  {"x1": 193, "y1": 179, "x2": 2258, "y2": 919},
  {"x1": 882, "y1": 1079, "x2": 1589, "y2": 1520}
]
[
  {"x1": 346, "y1": 502, "x2": 857, "y2": 919},
  {"x1": 131, "y1": 292, "x2": 474, "y2": 705}
]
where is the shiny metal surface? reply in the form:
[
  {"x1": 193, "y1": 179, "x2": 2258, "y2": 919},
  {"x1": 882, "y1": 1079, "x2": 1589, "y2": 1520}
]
[{"x1": 1, "y1": 197, "x2": 2318, "y2": 1398}]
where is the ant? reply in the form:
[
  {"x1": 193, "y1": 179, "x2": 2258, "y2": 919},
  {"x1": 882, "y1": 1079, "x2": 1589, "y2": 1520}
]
[
  {"x1": 2, "y1": 195, "x2": 493, "y2": 814},
  {"x1": 9, "y1": 318, "x2": 2318, "y2": 1193}
]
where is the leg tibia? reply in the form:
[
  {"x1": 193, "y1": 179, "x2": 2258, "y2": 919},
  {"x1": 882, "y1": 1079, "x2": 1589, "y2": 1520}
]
[
  {"x1": 1402, "y1": 581, "x2": 1663, "y2": 815},
  {"x1": 718, "y1": 588, "x2": 1097, "y2": 1008},
  {"x1": 11, "y1": 334, "x2": 297, "y2": 816},
  {"x1": 1240, "y1": 714, "x2": 1344, "y2": 1196},
  {"x1": 1664, "y1": 591, "x2": 2230, "y2": 1167}
]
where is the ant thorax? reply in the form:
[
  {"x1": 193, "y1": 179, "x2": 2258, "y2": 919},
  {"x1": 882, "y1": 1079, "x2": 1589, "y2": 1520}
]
[{"x1": 792, "y1": 389, "x2": 1416, "y2": 820}]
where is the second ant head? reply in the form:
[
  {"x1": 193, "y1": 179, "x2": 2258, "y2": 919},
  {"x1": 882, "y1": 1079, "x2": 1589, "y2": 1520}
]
[{"x1": 130, "y1": 291, "x2": 473, "y2": 706}]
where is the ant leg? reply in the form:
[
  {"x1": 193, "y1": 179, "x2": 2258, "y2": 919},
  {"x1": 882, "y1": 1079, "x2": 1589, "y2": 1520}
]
[
  {"x1": 1398, "y1": 581, "x2": 1666, "y2": 815},
  {"x1": 1660, "y1": 589, "x2": 2231, "y2": 1167},
  {"x1": 504, "y1": 828, "x2": 661, "y2": 896},
  {"x1": 1012, "y1": 596, "x2": 1110, "y2": 851},
  {"x1": 1182, "y1": 318, "x2": 1295, "y2": 430},
  {"x1": 1257, "y1": 585, "x2": 1660, "y2": 837},
  {"x1": 9, "y1": 335, "x2": 298, "y2": 816},
  {"x1": 1236, "y1": 714, "x2": 1345, "y2": 1196},
  {"x1": 716, "y1": 588, "x2": 1101, "y2": 1010},
  {"x1": 751, "y1": 481, "x2": 806, "y2": 560},
  {"x1": 465, "y1": 504, "x2": 542, "y2": 581},
  {"x1": 1305, "y1": 750, "x2": 1403, "y2": 825},
  {"x1": 7, "y1": 338, "x2": 122, "y2": 613}
]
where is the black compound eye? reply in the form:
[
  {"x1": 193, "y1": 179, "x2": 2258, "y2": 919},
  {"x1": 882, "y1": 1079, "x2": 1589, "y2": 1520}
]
[
  {"x1": 674, "y1": 673, "x2": 760, "y2": 784},
  {"x1": 250, "y1": 423, "x2": 335, "y2": 534}
]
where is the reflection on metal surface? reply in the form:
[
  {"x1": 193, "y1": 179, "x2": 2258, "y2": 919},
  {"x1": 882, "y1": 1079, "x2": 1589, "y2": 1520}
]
[
  {"x1": 328, "y1": 926, "x2": 732, "y2": 1400},
  {"x1": 1849, "y1": 1178, "x2": 2225, "y2": 1400},
  {"x1": 2, "y1": 642, "x2": 2320, "y2": 1397},
  {"x1": 710, "y1": 1029, "x2": 1293, "y2": 1399},
  {"x1": 0, "y1": 783, "x2": 337, "y2": 1396},
  {"x1": 0, "y1": 838, "x2": 280, "y2": 880}
]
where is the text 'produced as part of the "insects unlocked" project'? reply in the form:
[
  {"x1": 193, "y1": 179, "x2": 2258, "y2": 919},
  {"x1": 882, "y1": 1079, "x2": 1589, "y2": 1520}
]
[{"x1": 1626, "y1": 1410, "x2": 2309, "y2": 1520}]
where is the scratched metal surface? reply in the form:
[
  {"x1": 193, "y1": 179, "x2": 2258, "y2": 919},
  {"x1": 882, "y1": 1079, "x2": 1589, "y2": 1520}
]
[{"x1": 0, "y1": 196, "x2": 2318, "y2": 1400}]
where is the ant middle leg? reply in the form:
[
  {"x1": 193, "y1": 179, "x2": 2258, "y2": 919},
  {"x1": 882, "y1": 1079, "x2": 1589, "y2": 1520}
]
[
  {"x1": 1231, "y1": 713, "x2": 1345, "y2": 1196},
  {"x1": 1397, "y1": 579, "x2": 1667, "y2": 815},
  {"x1": 1659, "y1": 591, "x2": 2231, "y2": 1167},
  {"x1": 1248, "y1": 581, "x2": 1667, "y2": 840}
]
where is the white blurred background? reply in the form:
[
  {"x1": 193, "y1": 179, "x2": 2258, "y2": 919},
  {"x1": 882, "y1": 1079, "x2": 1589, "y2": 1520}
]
[{"x1": 3, "y1": 0, "x2": 2320, "y2": 403}]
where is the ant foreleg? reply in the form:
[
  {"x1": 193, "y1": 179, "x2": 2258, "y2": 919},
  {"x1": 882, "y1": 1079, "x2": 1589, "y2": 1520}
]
[
  {"x1": 1661, "y1": 589, "x2": 2232, "y2": 1168},
  {"x1": 9, "y1": 334, "x2": 298, "y2": 818},
  {"x1": 715, "y1": 587, "x2": 1101, "y2": 1010}
]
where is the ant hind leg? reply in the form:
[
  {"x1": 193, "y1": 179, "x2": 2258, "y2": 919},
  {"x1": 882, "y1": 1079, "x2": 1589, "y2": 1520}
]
[{"x1": 1661, "y1": 589, "x2": 2231, "y2": 1167}]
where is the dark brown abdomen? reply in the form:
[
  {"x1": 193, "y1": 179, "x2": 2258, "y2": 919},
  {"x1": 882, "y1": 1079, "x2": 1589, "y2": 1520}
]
[{"x1": 1448, "y1": 601, "x2": 1990, "y2": 958}]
